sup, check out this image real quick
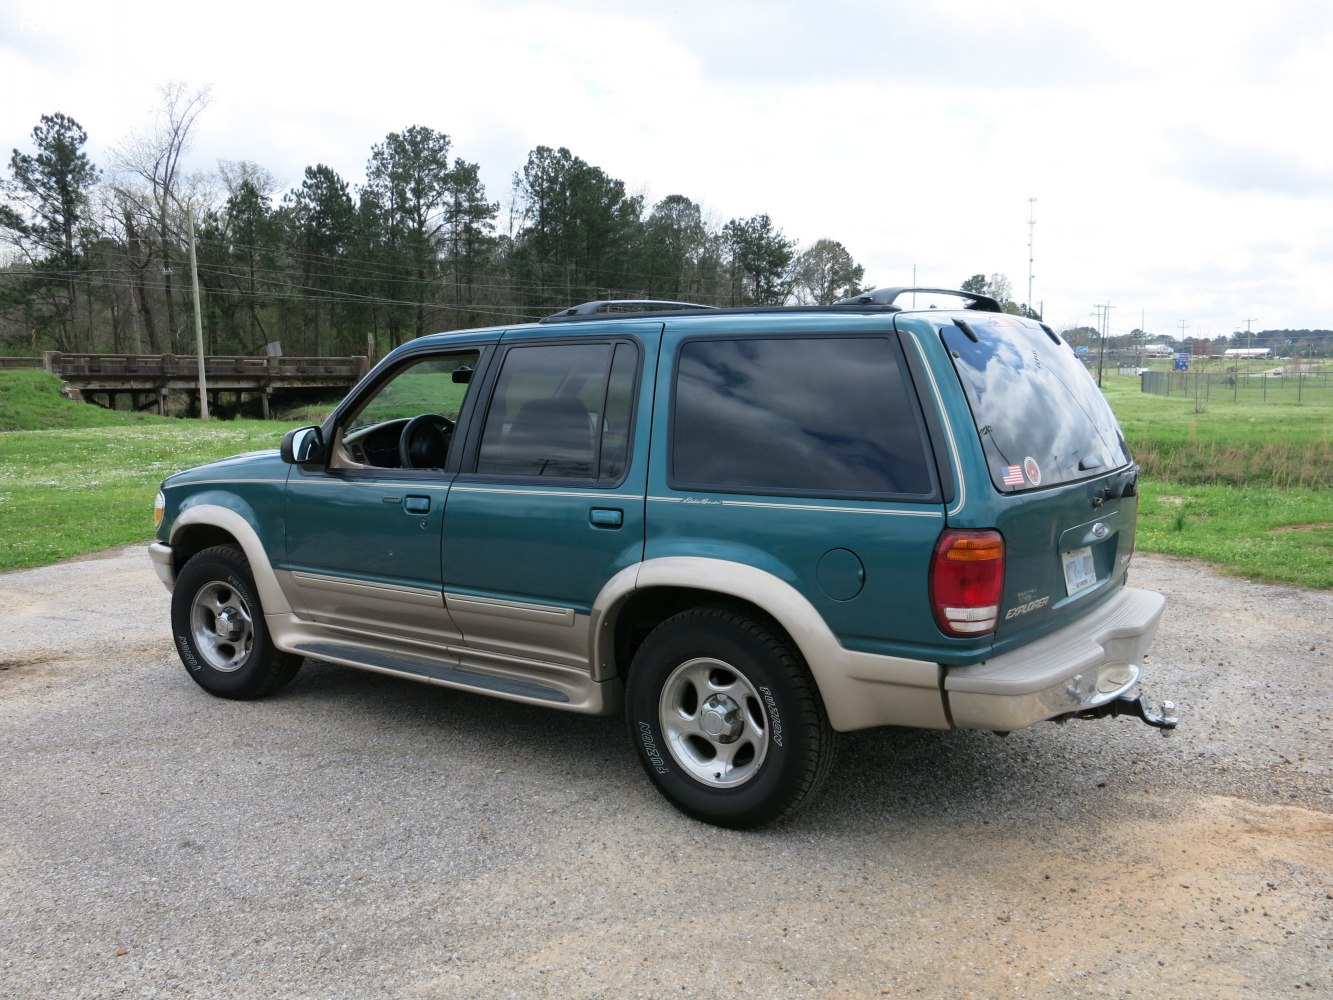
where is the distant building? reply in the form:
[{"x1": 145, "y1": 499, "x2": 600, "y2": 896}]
[
  {"x1": 1223, "y1": 348, "x2": 1272, "y2": 359},
  {"x1": 1141, "y1": 344, "x2": 1172, "y2": 357}
]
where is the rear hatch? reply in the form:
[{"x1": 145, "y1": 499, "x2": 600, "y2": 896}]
[{"x1": 939, "y1": 317, "x2": 1139, "y2": 649}]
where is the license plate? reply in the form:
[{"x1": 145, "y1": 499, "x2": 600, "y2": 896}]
[{"x1": 1062, "y1": 546, "x2": 1097, "y2": 596}]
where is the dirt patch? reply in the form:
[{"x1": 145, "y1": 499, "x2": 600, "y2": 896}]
[
  {"x1": 1269, "y1": 522, "x2": 1333, "y2": 533},
  {"x1": 421, "y1": 795, "x2": 1332, "y2": 998},
  {"x1": 0, "y1": 652, "x2": 59, "y2": 673},
  {"x1": 894, "y1": 796, "x2": 1333, "y2": 996}
]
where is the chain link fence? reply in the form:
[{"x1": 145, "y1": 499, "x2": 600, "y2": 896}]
[{"x1": 1141, "y1": 369, "x2": 1332, "y2": 404}]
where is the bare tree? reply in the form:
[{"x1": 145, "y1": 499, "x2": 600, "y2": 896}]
[
  {"x1": 112, "y1": 82, "x2": 211, "y2": 351},
  {"x1": 217, "y1": 159, "x2": 279, "y2": 201}
]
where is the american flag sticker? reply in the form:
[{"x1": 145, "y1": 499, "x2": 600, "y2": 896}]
[{"x1": 1002, "y1": 465, "x2": 1025, "y2": 487}]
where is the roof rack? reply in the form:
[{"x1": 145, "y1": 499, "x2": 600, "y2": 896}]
[
  {"x1": 539, "y1": 288, "x2": 1002, "y2": 324},
  {"x1": 834, "y1": 287, "x2": 1003, "y2": 313},
  {"x1": 541, "y1": 299, "x2": 718, "y2": 323}
]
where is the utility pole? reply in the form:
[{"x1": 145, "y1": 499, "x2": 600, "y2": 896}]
[
  {"x1": 1093, "y1": 302, "x2": 1112, "y2": 386},
  {"x1": 1241, "y1": 317, "x2": 1259, "y2": 373},
  {"x1": 1027, "y1": 197, "x2": 1036, "y2": 317},
  {"x1": 187, "y1": 208, "x2": 209, "y2": 421}
]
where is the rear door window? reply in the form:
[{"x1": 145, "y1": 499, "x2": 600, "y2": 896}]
[
  {"x1": 941, "y1": 319, "x2": 1132, "y2": 491},
  {"x1": 474, "y1": 340, "x2": 637, "y2": 483}
]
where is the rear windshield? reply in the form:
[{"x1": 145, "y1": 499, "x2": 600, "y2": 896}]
[{"x1": 941, "y1": 319, "x2": 1131, "y2": 491}]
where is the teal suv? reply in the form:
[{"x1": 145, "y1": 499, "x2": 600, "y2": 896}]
[{"x1": 152, "y1": 288, "x2": 1175, "y2": 828}]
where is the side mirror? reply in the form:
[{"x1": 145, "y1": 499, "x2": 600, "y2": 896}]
[{"x1": 280, "y1": 425, "x2": 325, "y2": 465}]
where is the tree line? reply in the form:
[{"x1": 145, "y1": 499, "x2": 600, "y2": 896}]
[{"x1": 1, "y1": 85, "x2": 875, "y2": 360}]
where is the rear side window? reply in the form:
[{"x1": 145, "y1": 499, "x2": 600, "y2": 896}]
[
  {"x1": 942, "y1": 319, "x2": 1132, "y2": 491},
  {"x1": 671, "y1": 336, "x2": 934, "y2": 497}
]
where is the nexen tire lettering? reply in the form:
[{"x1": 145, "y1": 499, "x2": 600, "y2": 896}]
[
  {"x1": 758, "y1": 686, "x2": 784, "y2": 747},
  {"x1": 176, "y1": 635, "x2": 200, "y2": 671},
  {"x1": 638, "y1": 721, "x2": 669, "y2": 773}
]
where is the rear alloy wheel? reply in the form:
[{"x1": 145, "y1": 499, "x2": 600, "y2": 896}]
[
  {"x1": 170, "y1": 545, "x2": 301, "y2": 700},
  {"x1": 625, "y1": 606, "x2": 837, "y2": 829}
]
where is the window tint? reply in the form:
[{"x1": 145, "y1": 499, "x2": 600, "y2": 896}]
[
  {"x1": 671, "y1": 337, "x2": 934, "y2": 496},
  {"x1": 476, "y1": 342, "x2": 636, "y2": 481},
  {"x1": 600, "y1": 343, "x2": 637, "y2": 481},
  {"x1": 941, "y1": 320, "x2": 1132, "y2": 491}
]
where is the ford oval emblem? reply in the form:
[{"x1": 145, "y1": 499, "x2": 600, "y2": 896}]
[{"x1": 1092, "y1": 522, "x2": 1109, "y2": 539}]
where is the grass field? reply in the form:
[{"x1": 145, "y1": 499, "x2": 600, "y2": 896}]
[
  {"x1": 0, "y1": 371, "x2": 303, "y2": 569},
  {"x1": 1102, "y1": 372, "x2": 1333, "y2": 587},
  {"x1": 2, "y1": 368, "x2": 1330, "y2": 587}
]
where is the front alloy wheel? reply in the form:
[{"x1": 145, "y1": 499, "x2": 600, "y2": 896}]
[
  {"x1": 187, "y1": 579, "x2": 255, "y2": 673},
  {"x1": 170, "y1": 544, "x2": 301, "y2": 700}
]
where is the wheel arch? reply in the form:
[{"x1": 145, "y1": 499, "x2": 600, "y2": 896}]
[
  {"x1": 168, "y1": 504, "x2": 292, "y2": 615},
  {"x1": 593, "y1": 557, "x2": 831, "y2": 693},
  {"x1": 591, "y1": 556, "x2": 949, "y2": 733}
]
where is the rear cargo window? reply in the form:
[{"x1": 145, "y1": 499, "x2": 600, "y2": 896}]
[
  {"x1": 941, "y1": 320, "x2": 1131, "y2": 491},
  {"x1": 671, "y1": 336, "x2": 934, "y2": 497}
]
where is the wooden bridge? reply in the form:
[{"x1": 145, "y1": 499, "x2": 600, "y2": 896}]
[{"x1": 36, "y1": 352, "x2": 371, "y2": 418}]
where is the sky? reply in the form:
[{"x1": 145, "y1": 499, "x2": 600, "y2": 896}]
[{"x1": 3, "y1": 0, "x2": 1332, "y2": 342}]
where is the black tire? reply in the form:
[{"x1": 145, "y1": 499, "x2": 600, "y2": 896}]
[
  {"x1": 625, "y1": 606, "x2": 837, "y2": 829},
  {"x1": 170, "y1": 544, "x2": 302, "y2": 700}
]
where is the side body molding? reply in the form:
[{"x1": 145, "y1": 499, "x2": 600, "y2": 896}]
[
  {"x1": 167, "y1": 503, "x2": 293, "y2": 616},
  {"x1": 592, "y1": 557, "x2": 949, "y2": 732}
]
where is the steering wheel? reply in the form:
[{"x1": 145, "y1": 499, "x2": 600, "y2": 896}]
[{"x1": 398, "y1": 413, "x2": 454, "y2": 469}]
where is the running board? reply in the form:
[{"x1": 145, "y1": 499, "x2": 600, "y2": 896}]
[{"x1": 292, "y1": 640, "x2": 570, "y2": 704}]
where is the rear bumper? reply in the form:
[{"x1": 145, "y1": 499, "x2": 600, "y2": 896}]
[{"x1": 943, "y1": 586, "x2": 1166, "y2": 731}]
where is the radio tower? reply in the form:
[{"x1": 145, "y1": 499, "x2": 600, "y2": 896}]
[{"x1": 1027, "y1": 198, "x2": 1037, "y2": 318}]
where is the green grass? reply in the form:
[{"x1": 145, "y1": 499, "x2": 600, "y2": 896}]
[
  {"x1": 1103, "y1": 375, "x2": 1333, "y2": 489},
  {"x1": 2, "y1": 368, "x2": 1331, "y2": 588},
  {"x1": 0, "y1": 372, "x2": 300, "y2": 570},
  {"x1": 1135, "y1": 481, "x2": 1333, "y2": 589},
  {"x1": 0, "y1": 369, "x2": 171, "y2": 431},
  {"x1": 1099, "y1": 372, "x2": 1333, "y2": 587}
]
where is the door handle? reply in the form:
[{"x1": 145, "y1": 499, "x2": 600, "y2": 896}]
[
  {"x1": 589, "y1": 508, "x2": 623, "y2": 528},
  {"x1": 404, "y1": 495, "x2": 431, "y2": 514}
]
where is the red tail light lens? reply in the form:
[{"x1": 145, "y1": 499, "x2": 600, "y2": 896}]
[{"x1": 930, "y1": 529, "x2": 1005, "y2": 637}]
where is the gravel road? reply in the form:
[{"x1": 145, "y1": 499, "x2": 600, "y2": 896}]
[{"x1": 1, "y1": 547, "x2": 1329, "y2": 999}]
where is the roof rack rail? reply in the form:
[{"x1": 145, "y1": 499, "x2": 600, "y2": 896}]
[
  {"x1": 834, "y1": 287, "x2": 1003, "y2": 313},
  {"x1": 541, "y1": 299, "x2": 718, "y2": 322}
]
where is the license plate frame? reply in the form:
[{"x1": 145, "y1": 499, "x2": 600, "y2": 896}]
[{"x1": 1062, "y1": 546, "x2": 1097, "y2": 596}]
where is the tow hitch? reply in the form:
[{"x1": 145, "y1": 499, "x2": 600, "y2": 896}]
[{"x1": 1064, "y1": 693, "x2": 1179, "y2": 735}]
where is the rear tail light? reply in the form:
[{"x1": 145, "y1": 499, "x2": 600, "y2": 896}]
[{"x1": 930, "y1": 529, "x2": 1005, "y2": 637}]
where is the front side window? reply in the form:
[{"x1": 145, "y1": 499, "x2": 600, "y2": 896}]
[
  {"x1": 335, "y1": 351, "x2": 480, "y2": 469},
  {"x1": 670, "y1": 336, "x2": 935, "y2": 497},
  {"x1": 475, "y1": 341, "x2": 638, "y2": 482}
]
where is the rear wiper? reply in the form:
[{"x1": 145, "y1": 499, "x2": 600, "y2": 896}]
[{"x1": 1077, "y1": 457, "x2": 1104, "y2": 471}]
